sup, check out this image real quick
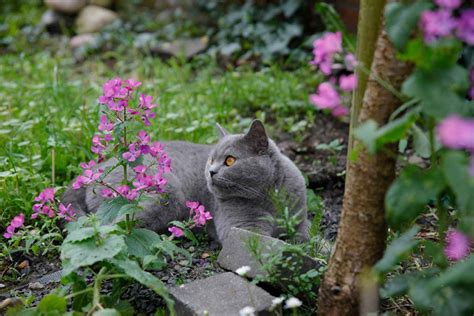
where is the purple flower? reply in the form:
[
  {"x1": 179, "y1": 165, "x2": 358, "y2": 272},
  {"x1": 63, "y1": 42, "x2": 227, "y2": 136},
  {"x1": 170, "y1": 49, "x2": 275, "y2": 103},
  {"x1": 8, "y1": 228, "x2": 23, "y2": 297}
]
[
  {"x1": 339, "y1": 74, "x2": 357, "y2": 92},
  {"x1": 158, "y1": 152, "x2": 172, "y2": 173},
  {"x1": 98, "y1": 115, "x2": 114, "y2": 132},
  {"x1": 311, "y1": 32, "x2": 342, "y2": 75},
  {"x1": 436, "y1": 115, "x2": 474, "y2": 150},
  {"x1": 168, "y1": 226, "x2": 184, "y2": 238},
  {"x1": 101, "y1": 188, "x2": 116, "y2": 199},
  {"x1": 91, "y1": 135, "x2": 108, "y2": 155},
  {"x1": 125, "y1": 79, "x2": 142, "y2": 91},
  {"x1": 34, "y1": 188, "x2": 55, "y2": 203},
  {"x1": 186, "y1": 201, "x2": 212, "y2": 227},
  {"x1": 344, "y1": 53, "x2": 357, "y2": 71},
  {"x1": 141, "y1": 110, "x2": 156, "y2": 126},
  {"x1": 309, "y1": 82, "x2": 341, "y2": 110},
  {"x1": 444, "y1": 229, "x2": 471, "y2": 261},
  {"x1": 420, "y1": 9, "x2": 457, "y2": 43},
  {"x1": 139, "y1": 94, "x2": 157, "y2": 110},
  {"x1": 3, "y1": 213, "x2": 24, "y2": 239},
  {"x1": 457, "y1": 9, "x2": 474, "y2": 45},
  {"x1": 58, "y1": 203, "x2": 75, "y2": 221},
  {"x1": 149, "y1": 142, "x2": 164, "y2": 157},
  {"x1": 122, "y1": 143, "x2": 141, "y2": 162},
  {"x1": 80, "y1": 160, "x2": 96, "y2": 170},
  {"x1": 435, "y1": 0, "x2": 462, "y2": 9},
  {"x1": 331, "y1": 105, "x2": 349, "y2": 117},
  {"x1": 72, "y1": 169, "x2": 104, "y2": 190},
  {"x1": 116, "y1": 185, "x2": 138, "y2": 201}
]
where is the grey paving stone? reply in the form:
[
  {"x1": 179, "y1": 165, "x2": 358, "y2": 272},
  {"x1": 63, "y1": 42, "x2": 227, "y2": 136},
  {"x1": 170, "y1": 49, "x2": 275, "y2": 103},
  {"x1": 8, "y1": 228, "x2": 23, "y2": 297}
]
[
  {"x1": 217, "y1": 227, "x2": 323, "y2": 279},
  {"x1": 168, "y1": 272, "x2": 279, "y2": 316}
]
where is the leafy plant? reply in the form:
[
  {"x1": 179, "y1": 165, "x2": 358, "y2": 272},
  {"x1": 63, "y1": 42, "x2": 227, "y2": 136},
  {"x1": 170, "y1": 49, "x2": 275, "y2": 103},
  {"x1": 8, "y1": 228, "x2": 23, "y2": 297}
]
[{"x1": 353, "y1": 1, "x2": 474, "y2": 314}]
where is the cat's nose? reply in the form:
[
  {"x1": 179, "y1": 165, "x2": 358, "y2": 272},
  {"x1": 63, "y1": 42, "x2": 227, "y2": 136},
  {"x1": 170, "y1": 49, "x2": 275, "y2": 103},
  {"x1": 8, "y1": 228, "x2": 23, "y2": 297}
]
[{"x1": 209, "y1": 170, "x2": 217, "y2": 178}]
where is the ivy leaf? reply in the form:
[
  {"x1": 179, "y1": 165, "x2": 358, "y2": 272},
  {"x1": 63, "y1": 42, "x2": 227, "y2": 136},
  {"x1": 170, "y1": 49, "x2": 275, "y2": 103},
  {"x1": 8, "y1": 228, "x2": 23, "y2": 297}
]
[
  {"x1": 442, "y1": 152, "x2": 474, "y2": 213},
  {"x1": 355, "y1": 113, "x2": 417, "y2": 154},
  {"x1": 97, "y1": 197, "x2": 130, "y2": 225},
  {"x1": 385, "y1": 1, "x2": 432, "y2": 50},
  {"x1": 61, "y1": 235, "x2": 126, "y2": 275},
  {"x1": 374, "y1": 226, "x2": 420, "y2": 273},
  {"x1": 111, "y1": 256, "x2": 175, "y2": 315},
  {"x1": 37, "y1": 294, "x2": 67, "y2": 315},
  {"x1": 124, "y1": 228, "x2": 162, "y2": 258},
  {"x1": 402, "y1": 66, "x2": 471, "y2": 119},
  {"x1": 386, "y1": 166, "x2": 445, "y2": 229}
]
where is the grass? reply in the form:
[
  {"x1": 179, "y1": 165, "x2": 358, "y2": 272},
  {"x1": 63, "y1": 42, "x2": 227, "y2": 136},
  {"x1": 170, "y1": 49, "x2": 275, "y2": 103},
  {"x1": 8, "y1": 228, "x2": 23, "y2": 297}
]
[{"x1": 0, "y1": 51, "x2": 319, "y2": 225}]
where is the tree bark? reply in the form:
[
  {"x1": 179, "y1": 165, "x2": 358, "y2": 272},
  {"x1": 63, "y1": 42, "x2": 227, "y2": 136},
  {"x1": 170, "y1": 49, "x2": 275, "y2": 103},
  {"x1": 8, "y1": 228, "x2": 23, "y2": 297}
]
[{"x1": 317, "y1": 28, "x2": 413, "y2": 316}]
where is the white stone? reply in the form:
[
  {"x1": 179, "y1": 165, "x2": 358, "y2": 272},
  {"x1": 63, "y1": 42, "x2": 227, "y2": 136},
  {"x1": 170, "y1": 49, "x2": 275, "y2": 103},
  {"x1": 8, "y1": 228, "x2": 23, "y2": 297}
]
[
  {"x1": 70, "y1": 33, "x2": 97, "y2": 49},
  {"x1": 76, "y1": 5, "x2": 118, "y2": 34},
  {"x1": 45, "y1": 0, "x2": 87, "y2": 14}
]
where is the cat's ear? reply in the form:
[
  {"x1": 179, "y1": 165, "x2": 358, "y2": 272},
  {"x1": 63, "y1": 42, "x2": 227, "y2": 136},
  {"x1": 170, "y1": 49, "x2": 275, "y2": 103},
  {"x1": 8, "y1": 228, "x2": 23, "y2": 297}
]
[
  {"x1": 244, "y1": 120, "x2": 268, "y2": 153},
  {"x1": 216, "y1": 123, "x2": 228, "y2": 139}
]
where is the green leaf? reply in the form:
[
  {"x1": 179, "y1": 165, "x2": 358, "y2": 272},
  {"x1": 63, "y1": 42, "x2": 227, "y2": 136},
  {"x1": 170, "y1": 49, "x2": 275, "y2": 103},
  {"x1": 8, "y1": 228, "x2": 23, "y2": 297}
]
[
  {"x1": 380, "y1": 272, "x2": 417, "y2": 298},
  {"x1": 168, "y1": 221, "x2": 199, "y2": 245},
  {"x1": 374, "y1": 226, "x2": 420, "y2": 273},
  {"x1": 117, "y1": 203, "x2": 144, "y2": 219},
  {"x1": 402, "y1": 66, "x2": 471, "y2": 119},
  {"x1": 386, "y1": 166, "x2": 445, "y2": 228},
  {"x1": 37, "y1": 294, "x2": 67, "y2": 315},
  {"x1": 96, "y1": 197, "x2": 130, "y2": 225},
  {"x1": 442, "y1": 152, "x2": 474, "y2": 213},
  {"x1": 61, "y1": 235, "x2": 126, "y2": 274},
  {"x1": 385, "y1": 1, "x2": 432, "y2": 50},
  {"x1": 355, "y1": 113, "x2": 416, "y2": 154},
  {"x1": 125, "y1": 228, "x2": 162, "y2": 258},
  {"x1": 412, "y1": 125, "x2": 431, "y2": 158},
  {"x1": 399, "y1": 37, "x2": 463, "y2": 69},
  {"x1": 431, "y1": 255, "x2": 474, "y2": 288},
  {"x1": 62, "y1": 272, "x2": 91, "y2": 312},
  {"x1": 111, "y1": 256, "x2": 175, "y2": 315},
  {"x1": 93, "y1": 309, "x2": 121, "y2": 316},
  {"x1": 154, "y1": 238, "x2": 192, "y2": 263}
]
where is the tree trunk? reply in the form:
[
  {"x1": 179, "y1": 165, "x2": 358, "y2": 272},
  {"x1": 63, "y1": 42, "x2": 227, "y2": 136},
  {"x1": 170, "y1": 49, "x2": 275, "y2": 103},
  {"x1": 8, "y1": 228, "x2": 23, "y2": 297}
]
[{"x1": 317, "y1": 29, "x2": 413, "y2": 316}]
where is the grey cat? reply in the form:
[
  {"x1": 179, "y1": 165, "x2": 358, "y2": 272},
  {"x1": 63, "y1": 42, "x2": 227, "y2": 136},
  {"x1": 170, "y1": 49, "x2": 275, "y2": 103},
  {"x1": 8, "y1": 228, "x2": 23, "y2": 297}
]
[{"x1": 62, "y1": 120, "x2": 309, "y2": 243}]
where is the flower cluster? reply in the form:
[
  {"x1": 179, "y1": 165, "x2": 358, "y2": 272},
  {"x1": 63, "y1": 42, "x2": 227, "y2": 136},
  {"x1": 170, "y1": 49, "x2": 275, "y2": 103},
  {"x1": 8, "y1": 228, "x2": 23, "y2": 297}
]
[
  {"x1": 436, "y1": 115, "x2": 474, "y2": 175},
  {"x1": 168, "y1": 201, "x2": 213, "y2": 238},
  {"x1": 73, "y1": 78, "x2": 171, "y2": 202},
  {"x1": 420, "y1": 1, "x2": 473, "y2": 45},
  {"x1": 3, "y1": 213, "x2": 25, "y2": 239},
  {"x1": 309, "y1": 31, "x2": 357, "y2": 117},
  {"x1": 32, "y1": 188, "x2": 76, "y2": 221},
  {"x1": 444, "y1": 229, "x2": 471, "y2": 261}
]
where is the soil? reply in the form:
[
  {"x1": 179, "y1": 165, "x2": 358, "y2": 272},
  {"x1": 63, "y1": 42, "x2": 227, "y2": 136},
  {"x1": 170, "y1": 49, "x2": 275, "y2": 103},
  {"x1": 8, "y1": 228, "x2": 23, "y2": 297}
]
[{"x1": 0, "y1": 115, "x2": 348, "y2": 314}]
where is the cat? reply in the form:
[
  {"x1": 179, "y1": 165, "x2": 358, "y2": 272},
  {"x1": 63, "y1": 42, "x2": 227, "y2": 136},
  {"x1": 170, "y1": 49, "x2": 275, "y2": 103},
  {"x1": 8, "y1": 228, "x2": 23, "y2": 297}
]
[{"x1": 62, "y1": 120, "x2": 309, "y2": 243}]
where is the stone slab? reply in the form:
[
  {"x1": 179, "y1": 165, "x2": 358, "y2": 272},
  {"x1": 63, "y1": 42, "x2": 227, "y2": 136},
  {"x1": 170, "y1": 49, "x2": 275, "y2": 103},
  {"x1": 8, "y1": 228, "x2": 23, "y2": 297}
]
[
  {"x1": 217, "y1": 227, "x2": 324, "y2": 279},
  {"x1": 168, "y1": 272, "x2": 278, "y2": 316}
]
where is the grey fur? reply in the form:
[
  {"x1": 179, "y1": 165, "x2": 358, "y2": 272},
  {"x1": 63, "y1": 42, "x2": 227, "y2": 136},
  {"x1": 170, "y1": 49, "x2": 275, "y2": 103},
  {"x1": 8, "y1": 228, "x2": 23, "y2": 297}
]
[{"x1": 62, "y1": 120, "x2": 309, "y2": 243}]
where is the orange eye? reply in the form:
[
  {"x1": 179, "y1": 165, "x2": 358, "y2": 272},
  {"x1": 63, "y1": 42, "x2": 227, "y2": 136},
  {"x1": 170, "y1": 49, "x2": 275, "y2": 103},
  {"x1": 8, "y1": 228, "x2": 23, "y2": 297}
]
[{"x1": 225, "y1": 155, "x2": 236, "y2": 166}]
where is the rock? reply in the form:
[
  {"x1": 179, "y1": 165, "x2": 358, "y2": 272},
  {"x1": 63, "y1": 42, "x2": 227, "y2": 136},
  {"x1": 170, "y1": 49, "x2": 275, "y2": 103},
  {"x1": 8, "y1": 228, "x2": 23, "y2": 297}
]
[
  {"x1": 151, "y1": 37, "x2": 208, "y2": 59},
  {"x1": 28, "y1": 282, "x2": 45, "y2": 290},
  {"x1": 90, "y1": 0, "x2": 114, "y2": 7},
  {"x1": 218, "y1": 227, "x2": 325, "y2": 280},
  {"x1": 168, "y1": 272, "x2": 279, "y2": 315},
  {"x1": 45, "y1": 0, "x2": 87, "y2": 14},
  {"x1": 76, "y1": 5, "x2": 119, "y2": 34},
  {"x1": 70, "y1": 33, "x2": 98, "y2": 49}
]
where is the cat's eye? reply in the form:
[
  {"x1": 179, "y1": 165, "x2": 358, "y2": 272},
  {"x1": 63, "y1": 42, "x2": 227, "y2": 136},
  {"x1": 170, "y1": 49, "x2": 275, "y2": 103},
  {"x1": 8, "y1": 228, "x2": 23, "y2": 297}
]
[{"x1": 224, "y1": 155, "x2": 236, "y2": 167}]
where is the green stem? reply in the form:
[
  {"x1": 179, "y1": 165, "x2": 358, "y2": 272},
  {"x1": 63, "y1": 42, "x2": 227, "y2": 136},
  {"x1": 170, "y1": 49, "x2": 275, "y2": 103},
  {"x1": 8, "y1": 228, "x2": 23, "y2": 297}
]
[
  {"x1": 65, "y1": 288, "x2": 93, "y2": 300},
  {"x1": 90, "y1": 267, "x2": 107, "y2": 315}
]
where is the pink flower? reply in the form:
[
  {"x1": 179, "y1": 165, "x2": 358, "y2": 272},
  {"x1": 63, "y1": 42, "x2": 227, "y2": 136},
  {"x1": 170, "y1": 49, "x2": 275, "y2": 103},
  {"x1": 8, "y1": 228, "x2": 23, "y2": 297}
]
[
  {"x1": 158, "y1": 153, "x2": 172, "y2": 173},
  {"x1": 311, "y1": 32, "x2": 342, "y2": 75},
  {"x1": 91, "y1": 135, "x2": 108, "y2": 155},
  {"x1": 133, "y1": 165, "x2": 147, "y2": 174},
  {"x1": 101, "y1": 188, "x2": 116, "y2": 198},
  {"x1": 116, "y1": 185, "x2": 138, "y2": 200},
  {"x1": 331, "y1": 105, "x2": 349, "y2": 117},
  {"x1": 309, "y1": 82, "x2": 341, "y2": 110},
  {"x1": 344, "y1": 53, "x2": 357, "y2": 71},
  {"x1": 139, "y1": 94, "x2": 157, "y2": 110},
  {"x1": 141, "y1": 110, "x2": 156, "y2": 126},
  {"x1": 80, "y1": 160, "x2": 96, "y2": 170},
  {"x1": 444, "y1": 229, "x2": 471, "y2": 261},
  {"x1": 420, "y1": 9, "x2": 457, "y2": 43},
  {"x1": 98, "y1": 115, "x2": 114, "y2": 132},
  {"x1": 457, "y1": 9, "x2": 474, "y2": 45},
  {"x1": 72, "y1": 169, "x2": 104, "y2": 189},
  {"x1": 339, "y1": 74, "x2": 357, "y2": 92},
  {"x1": 125, "y1": 79, "x2": 142, "y2": 90},
  {"x1": 149, "y1": 142, "x2": 164, "y2": 157},
  {"x1": 34, "y1": 188, "x2": 55, "y2": 203},
  {"x1": 435, "y1": 0, "x2": 462, "y2": 9},
  {"x1": 122, "y1": 143, "x2": 141, "y2": 162},
  {"x1": 58, "y1": 203, "x2": 75, "y2": 221},
  {"x1": 186, "y1": 201, "x2": 200, "y2": 210},
  {"x1": 186, "y1": 201, "x2": 212, "y2": 227},
  {"x1": 436, "y1": 115, "x2": 474, "y2": 150},
  {"x1": 168, "y1": 226, "x2": 184, "y2": 238},
  {"x1": 3, "y1": 213, "x2": 24, "y2": 239}
]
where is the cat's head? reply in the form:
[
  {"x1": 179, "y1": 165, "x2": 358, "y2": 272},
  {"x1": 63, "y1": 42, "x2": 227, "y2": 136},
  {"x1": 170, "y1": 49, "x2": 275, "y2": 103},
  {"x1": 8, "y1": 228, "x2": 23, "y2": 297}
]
[{"x1": 205, "y1": 120, "x2": 276, "y2": 199}]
